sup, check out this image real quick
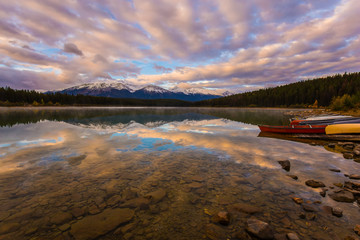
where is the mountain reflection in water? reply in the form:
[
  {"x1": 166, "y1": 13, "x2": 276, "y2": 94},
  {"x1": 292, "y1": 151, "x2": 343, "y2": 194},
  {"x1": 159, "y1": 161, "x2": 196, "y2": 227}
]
[{"x1": 0, "y1": 107, "x2": 359, "y2": 240}]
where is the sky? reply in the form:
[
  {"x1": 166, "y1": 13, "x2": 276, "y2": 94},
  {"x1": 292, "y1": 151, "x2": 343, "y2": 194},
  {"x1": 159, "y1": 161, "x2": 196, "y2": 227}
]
[{"x1": 0, "y1": 0, "x2": 359, "y2": 93}]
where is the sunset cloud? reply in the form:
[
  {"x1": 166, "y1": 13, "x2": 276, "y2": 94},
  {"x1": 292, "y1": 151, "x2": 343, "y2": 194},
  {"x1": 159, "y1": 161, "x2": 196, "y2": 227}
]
[
  {"x1": 63, "y1": 43, "x2": 83, "y2": 56},
  {"x1": 0, "y1": 0, "x2": 358, "y2": 92}
]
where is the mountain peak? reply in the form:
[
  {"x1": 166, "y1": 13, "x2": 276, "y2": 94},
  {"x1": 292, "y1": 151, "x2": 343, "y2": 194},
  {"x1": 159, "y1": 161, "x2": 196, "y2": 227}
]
[{"x1": 140, "y1": 85, "x2": 170, "y2": 93}]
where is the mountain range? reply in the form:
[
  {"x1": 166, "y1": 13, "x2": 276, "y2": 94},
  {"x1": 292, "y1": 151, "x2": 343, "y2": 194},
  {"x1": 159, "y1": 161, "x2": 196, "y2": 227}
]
[{"x1": 52, "y1": 81, "x2": 232, "y2": 101}]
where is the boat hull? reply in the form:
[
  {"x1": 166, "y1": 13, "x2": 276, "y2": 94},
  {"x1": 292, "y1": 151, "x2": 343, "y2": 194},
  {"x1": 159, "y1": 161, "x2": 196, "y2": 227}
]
[
  {"x1": 291, "y1": 117, "x2": 360, "y2": 126},
  {"x1": 325, "y1": 124, "x2": 360, "y2": 135},
  {"x1": 259, "y1": 125, "x2": 326, "y2": 134}
]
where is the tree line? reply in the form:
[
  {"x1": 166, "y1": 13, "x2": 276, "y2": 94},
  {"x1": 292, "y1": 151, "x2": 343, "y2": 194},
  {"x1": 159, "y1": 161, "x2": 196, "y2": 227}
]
[
  {"x1": 196, "y1": 72, "x2": 360, "y2": 109},
  {"x1": 0, "y1": 87, "x2": 190, "y2": 107},
  {"x1": 1, "y1": 72, "x2": 359, "y2": 108}
]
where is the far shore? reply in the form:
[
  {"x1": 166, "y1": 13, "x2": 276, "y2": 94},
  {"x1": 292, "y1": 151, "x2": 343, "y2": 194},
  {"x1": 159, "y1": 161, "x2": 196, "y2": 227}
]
[{"x1": 1, "y1": 105, "x2": 360, "y2": 117}]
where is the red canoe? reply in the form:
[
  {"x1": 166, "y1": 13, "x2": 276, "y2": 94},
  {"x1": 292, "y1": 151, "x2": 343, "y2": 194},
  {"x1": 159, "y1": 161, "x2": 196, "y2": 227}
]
[{"x1": 258, "y1": 125, "x2": 327, "y2": 134}]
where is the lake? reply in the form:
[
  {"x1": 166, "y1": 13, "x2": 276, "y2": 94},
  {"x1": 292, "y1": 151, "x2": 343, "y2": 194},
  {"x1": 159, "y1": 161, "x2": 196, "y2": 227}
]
[{"x1": 0, "y1": 107, "x2": 359, "y2": 240}]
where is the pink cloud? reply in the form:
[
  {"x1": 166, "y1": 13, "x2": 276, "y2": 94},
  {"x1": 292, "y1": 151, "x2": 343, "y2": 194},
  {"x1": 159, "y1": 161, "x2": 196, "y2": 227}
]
[{"x1": 0, "y1": 0, "x2": 358, "y2": 93}]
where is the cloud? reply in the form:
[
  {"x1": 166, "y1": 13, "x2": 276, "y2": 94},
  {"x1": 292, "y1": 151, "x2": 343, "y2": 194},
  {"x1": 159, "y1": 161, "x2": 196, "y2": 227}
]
[
  {"x1": 0, "y1": 67, "x2": 66, "y2": 90},
  {"x1": 0, "y1": 0, "x2": 359, "y2": 92},
  {"x1": 63, "y1": 43, "x2": 83, "y2": 56},
  {"x1": 153, "y1": 64, "x2": 172, "y2": 73}
]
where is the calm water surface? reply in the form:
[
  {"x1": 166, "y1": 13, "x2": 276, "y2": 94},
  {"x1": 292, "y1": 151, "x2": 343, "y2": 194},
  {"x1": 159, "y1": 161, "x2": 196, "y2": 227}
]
[{"x1": 0, "y1": 107, "x2": 359, "y2": 240}]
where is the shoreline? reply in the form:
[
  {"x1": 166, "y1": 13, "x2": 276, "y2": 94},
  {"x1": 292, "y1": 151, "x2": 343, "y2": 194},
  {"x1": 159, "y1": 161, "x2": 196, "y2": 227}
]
[{"x1": 1, "y1": 105, "x2": 360, "y2": 117}]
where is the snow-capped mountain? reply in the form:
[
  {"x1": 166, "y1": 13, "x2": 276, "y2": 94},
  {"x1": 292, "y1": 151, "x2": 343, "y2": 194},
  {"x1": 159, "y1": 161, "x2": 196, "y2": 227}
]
[
  {"x1": 53, "y1": 81, "x2": 230, "y2": 101},
  {"x1": 171, "y1": 86, "x2": 233, "y2": 96},
  {"x1": 140, "y1": 85, "x2": 171, "y2": 94}
]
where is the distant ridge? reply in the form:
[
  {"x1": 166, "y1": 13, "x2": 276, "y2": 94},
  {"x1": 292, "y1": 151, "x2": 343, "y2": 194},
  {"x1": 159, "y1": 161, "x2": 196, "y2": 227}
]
[{"x1": 52, "y1": 81, "x2": 233, "y2": 102}]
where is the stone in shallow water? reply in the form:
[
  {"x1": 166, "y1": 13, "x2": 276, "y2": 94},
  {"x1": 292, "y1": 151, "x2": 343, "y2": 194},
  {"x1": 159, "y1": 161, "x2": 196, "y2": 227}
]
[
  {"x1": 343, "y1": 152, "x2": 354, "y2": 159},
  {"x1": 205, "y1": 223, "x2": 227, "y2": 240},
  {"x1": 71, "y1": 207, "x2": 85, "y2": 218},
  {"x1": 211, "y1": 211, "x2": 231, "y2": 226},
  {"x1": 248, "y1": 174, "x2": 263, "y2": 185},
  {"x1": 0, "y1": 222, "x2": 20, "y2": 235},
  {"x1": 320, "y1": 188, "x2": 328, "y2": 198},
  {"x1": 286, "y1": 174, "x2": 298, "y2": 180},
  {"x1": 329, "y1": 190, "x2": 355, "y2": 202},
  {"x1": 354, "y1": 224, "x2": 360, "y2": 236},
  {"x1": 187, "y1": 182, "x2": 203, "y2": 189},
  {"x1": 349, "y1": 174, "x2": 360, "y2": 180},
  {"x1": 305, "y1": 212, "x2": 316, "y2": 220},
  {"x1": 50, "y1": 212, "x2": 72, "y2": 225},
  {"x1": 122, "y1": 189, "x2": 138, "y2": 200},
  {"x1": 291, "y1": 197, "x2": 303, "y2": 204},
  {"x1": 305, "y1": 180, "x2": 325, "y2": 188},
  {"x1": 229, "y1": 203, "x2": 261, "y2": 214},
  {"x1": 106, "y1": 195, "x2": 122, "y2": 206},
  {"x1": 331, "y1": 207, "x2": 343, "y2": 217},
  {"x1": 145, "y1": 189, "x2": 166, "y2": 203},
  {"x1": 278, "y1": 160, "x2": 290, "y2": 171},
  {"x1": 246, "y1": 218, "x2": 274, "y2": 240},
  {"x1": 58, "y1": 223, "x2": 71, "y2": 232},
  {"x1": 328, "y1": 143, "x2": 336, "y2": 148},
  {"x1": 88, "y1": 204, "x2": 101, "y2": 215},
  {"x1": 302, "y1": 204, "x2": 316, "y2": 212},
  {"x1": 286, "y1": 232, "x2": 300, "y2": 240},
  {"x1": 0, "y1": 212, "x2": 10, "y2": 221},
  {"x1": 70, "y1": 208, "x2": 134, "y2": 240},
  {"x1": 120, "y1": 197, "x2": 150, "y2": 209}
]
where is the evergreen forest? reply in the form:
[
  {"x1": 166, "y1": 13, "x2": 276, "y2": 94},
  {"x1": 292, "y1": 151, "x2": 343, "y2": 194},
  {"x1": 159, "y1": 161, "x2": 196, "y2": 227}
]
[{"x1": 197, "y1": 72, "x2": 360, "y2": 110}]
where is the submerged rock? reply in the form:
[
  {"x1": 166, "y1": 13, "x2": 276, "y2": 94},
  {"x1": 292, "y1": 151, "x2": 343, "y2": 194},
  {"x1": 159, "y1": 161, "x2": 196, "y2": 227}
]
[
  {"x1": 305, "y1": 180, "x2": 325, "y2": 188},
  {"x1": 0, "y1": 222, "x2": 20, "y2": 235},
  {"x1": 205, "y1": 223, "x2": 227, "y2": 240},
  {"x1": 230, "y1": 203, "x2": 261, "y2": 214},
  {"x1": 122, "y1": 189, "x2": 138, "y2": 200},
  {"x1": 211, "y1": 211, "x2": 231, "y2": 226},
  {"x1": 333, "y1": 183, "x2": 343, "y2": 188},
  {"x1": 331, "y1": 207, "x2": 343, "y2": 217},
  {"x1": 71, "y1": 207, "x2": 85, "y2": 218},
  {"x1": 339, "y1": 142, "x2": 355, "y2": 149},
  {"x1": 305, "y1": 212, "x2": 316, "y2": 220},
  {"x1": 187, "y1": 182, "x2": 203, "y2": 189},
  {"x1": 106, "y1": 195, "x2": 122, "y2": 206},
  {"x1": 343, "y1": 152, "x2": 354, "y2": 159},
  {"x1": 88, "y1": 204, "x2": 101, "y2": 215},
  {"x1": 328, "y1": 143, "x2": 336, "y2": 148},
  {"x1": 286, "y1": 232, "x2": 300, "y2": 240},
  {"x1": 302, "y1": 204, "x2": 316, "y2": 212},
  {"x1": 320, "y1": 189, "x2": 327, "y2": 197},
  {"x1": 329, "y1": 190, "x2": 355, "y2": 203},
  {"x1": 246, "y1": 218, "x2": 274, "y2": 240},
  {"x1": 50, "y1": 212, "x2": 72, "y2": 225},
  {"x1": 349, "y1": 174, "x2": 360, "y2": 180},
  {"x1": 354, "y1": 225, "x2": 360, "y2": 236},
  {"x1": 291, "y1": 197, "x2": 303, "y2": 204},
  {"x1": 278, "y1": 160, "x2": 290, "y2": 171},
  {"x1": 329, "y1": 168, "x2": 341, "y2": 172},
  {"x1": 145, "y1": 189, "x2": 166, "y2": 203},
  {"x1": 70, "y1": 208, "x2": 134, "y2": 240},
  {"x1": 120, "y1": 197, "x2": 150, "y2": 209},
  {"x1": 286, "y1": 175, "x2": 298, "y2": 180}
]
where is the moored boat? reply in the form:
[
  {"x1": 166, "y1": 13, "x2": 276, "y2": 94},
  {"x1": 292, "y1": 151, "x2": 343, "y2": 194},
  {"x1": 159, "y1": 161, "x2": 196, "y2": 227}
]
[
  {"x1": 259, "y1": 124, "x2": 327, "y2": 134},
  {"x1": 325, "y1": 124, "x2": 360, "y2": 135},
  {"x1": 290, "y1": 116, "x2": 357, "y2": 126}
]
